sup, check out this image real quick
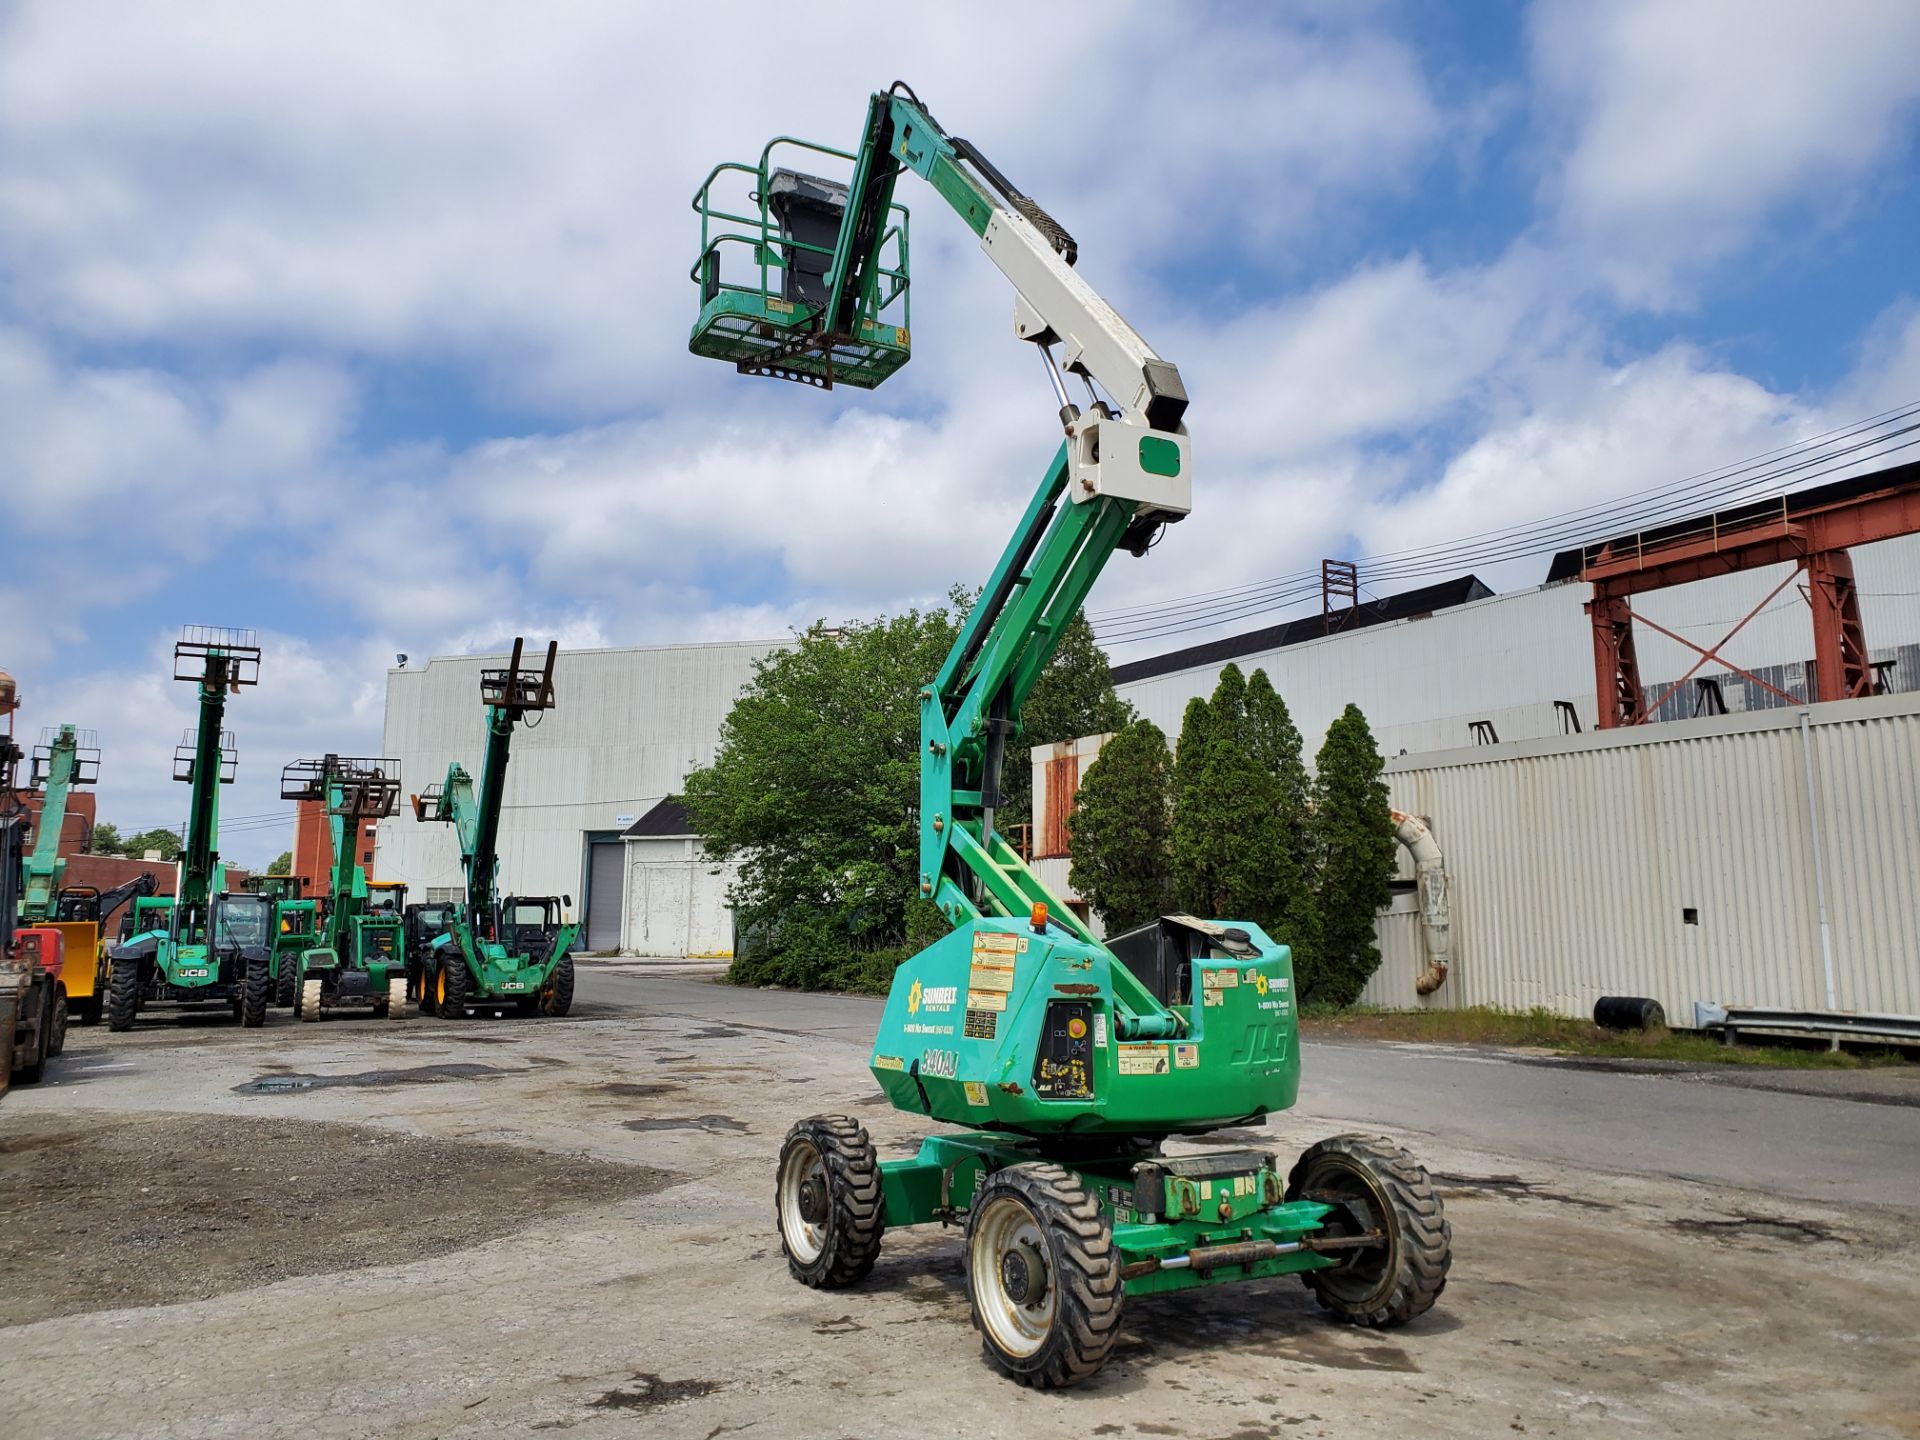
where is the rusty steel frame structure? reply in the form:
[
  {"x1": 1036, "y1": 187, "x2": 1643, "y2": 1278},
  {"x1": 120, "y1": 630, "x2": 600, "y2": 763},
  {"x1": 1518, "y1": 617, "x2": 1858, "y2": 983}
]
[{"x1": 1582, "y1": 468, "x2": 1920, "y2": 728}]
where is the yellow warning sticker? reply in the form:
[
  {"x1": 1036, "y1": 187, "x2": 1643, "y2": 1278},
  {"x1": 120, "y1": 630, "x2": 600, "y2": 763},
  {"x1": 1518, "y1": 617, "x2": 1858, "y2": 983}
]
[
  {"x1": 967, "y1": 966, "x2": 1015, "y2": 994},
  {"x1": 963, "y1": 1081, "x2": 988, "y2": 1107},
  {"x1": 1117, "y1": 1044, "x2": 1171, "y2": 1076},
  {"x1": 973, "y1": 932, "x2": 1019, "y2": 958},
  {"x1": 1174, "y1": 1042, "x2": 1199, "y2": 1069},
  {"x1": 1203, "y1": 968, "x2": 1239, "y2": 989},
  {"x1": 873, "y1": 1054, "x2": 904, "y2": 1072},
  {"x1": 965, "y1": 988, "x2": 1008, "y2": 1012}
]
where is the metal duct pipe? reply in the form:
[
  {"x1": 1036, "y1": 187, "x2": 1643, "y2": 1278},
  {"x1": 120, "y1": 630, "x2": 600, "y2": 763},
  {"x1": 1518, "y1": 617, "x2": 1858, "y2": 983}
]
[{"x1": 1391, "y1": 810, "x2": 1452, "y2": 996}]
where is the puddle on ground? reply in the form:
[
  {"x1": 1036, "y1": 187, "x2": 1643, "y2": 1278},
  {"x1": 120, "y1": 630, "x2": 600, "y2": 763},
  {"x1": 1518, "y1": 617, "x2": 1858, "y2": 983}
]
[
  {"x1": 1670, "y1": 1214, "x2": 1845, "y2": 1245},
  {"x1": 622, "y1": 1115, "x2": 749, "y2": 1134},
  {"x1": 586, "y1": 1372, "x2": 719, "y2": 1412},
  {"x1": 590, "y1": 1082, "x2": 686, "y2": 1098},
  {"x1": 233, "y1": 1062, "x2": 520, "y2": 1093},
  {"x1": 1434, "y1": 1171, "x2": 1619, "y2": 1211},
  {"x1": 686, "y1": 1026, "x2": 744, "y2": 1039}
]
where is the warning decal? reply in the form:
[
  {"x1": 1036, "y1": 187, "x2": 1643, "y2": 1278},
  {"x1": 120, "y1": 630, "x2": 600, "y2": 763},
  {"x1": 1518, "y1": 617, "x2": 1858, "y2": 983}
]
[{"x1": 1117, "y1": 1044, "x2": 1171, "y2": 1076}]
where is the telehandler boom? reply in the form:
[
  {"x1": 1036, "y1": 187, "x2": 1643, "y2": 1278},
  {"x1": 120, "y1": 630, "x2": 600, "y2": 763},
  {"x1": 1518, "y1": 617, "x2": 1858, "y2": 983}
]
[
  {"x1": 279, "y1": 755, "x2": 406, "y2": 1021},
  {"x1": 108, "y1": 628, "x2": 273, "y2": 1030},
  {"x1": 693, "y1": 84, "x2": 1450, "y2": 1387},
  {"x1": 18, "y1": 725, "x2": 107, "y2": 1023},
  {"x1": 411, "y1": 639, "x2": 578, "y2": 1018}
]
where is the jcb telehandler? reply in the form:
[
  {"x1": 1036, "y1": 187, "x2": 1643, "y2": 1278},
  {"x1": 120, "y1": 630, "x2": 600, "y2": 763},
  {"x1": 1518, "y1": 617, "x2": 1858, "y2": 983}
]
[
  {"x1": 279, "y1": 755, "x2": 406, "y2": 1020},
  {"x1": 692, "y1": 84, "x2": 1450, "y2": 1387},
  {"x1": 108, "y1": 628, "x2": 276, "y2": 1029},
  {"x1": 411, "y1": 639, "x2": 578, "y2": 1018}
]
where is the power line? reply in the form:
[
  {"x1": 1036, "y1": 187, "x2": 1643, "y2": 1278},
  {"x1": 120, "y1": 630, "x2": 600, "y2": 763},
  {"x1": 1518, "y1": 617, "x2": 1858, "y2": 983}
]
[{"x1": 1092, "y1": 401, "x2": 1920, "y2": 649}]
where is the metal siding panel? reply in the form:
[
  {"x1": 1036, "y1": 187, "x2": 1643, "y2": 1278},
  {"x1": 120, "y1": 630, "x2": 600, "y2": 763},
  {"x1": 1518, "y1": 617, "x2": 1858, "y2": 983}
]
[{"x1": 1370, "y1": 693, "x2": 1920, "y2": 1022}]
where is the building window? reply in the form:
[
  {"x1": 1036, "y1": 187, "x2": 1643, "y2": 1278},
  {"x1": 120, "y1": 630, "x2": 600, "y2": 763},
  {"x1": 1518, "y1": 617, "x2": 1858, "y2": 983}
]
[{"x1": 361, "y1": 850, "x2": 374, "y2": 863}]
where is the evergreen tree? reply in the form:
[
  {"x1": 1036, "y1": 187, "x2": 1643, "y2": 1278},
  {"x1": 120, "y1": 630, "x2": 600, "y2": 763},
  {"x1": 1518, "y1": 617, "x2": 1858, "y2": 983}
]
[
  {"x1": 1308, "y1": 704, "x2": 1397, "y2": 1006},
  {"x1": 1067, "y1": 720, "x2": 1173, "y2": 933},
  {"x1": 1245, "y1": 669, "x2": 1311, "y2": 853},
  {"x1": 1171, "y1": 737, "x2": 1286, "y2": 921},
  {"x1": 1171, "y1": 695, "x2": 1213, "y2": 808},
  {"x1": 1207, "y1": 663, "x2": 1249, "y2": 748}
]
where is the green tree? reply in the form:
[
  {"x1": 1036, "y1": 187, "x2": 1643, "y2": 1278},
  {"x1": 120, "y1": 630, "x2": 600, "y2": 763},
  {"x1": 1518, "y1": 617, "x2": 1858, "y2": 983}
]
[
  {"x1": 997, "y1": 611, "x2": 1133, "y2": 832},
  {"x1": 1245, "y1": 669, "x2": 1311, "y2": 858},
  {"x1": 1206, "y1": 663, "x2": 1249, "y2": 747},
  {"x1": 1243, "y1": 669, "x2": 1321, "y2": 978},
  {"x1": 1171, "y1": 695, "x2": 1213, "y2": 808},
  {"x1": 1067, "y1": 720, "x2": 1173, "y2": 932},
  {"x1": 1308, "y1": 704, "x2": 1397, "y2": 1006},
  {"x1": 88, "y1": 820, "x2": 124, "y2": 855},
  {"x1": 1170, "y1": 737, "x2": 1286, "y2": 920},
  {"x1": 123, "y1": 827, "x2": 182, "y2": 862},
  {"x1": 267, "y1": 851, "x2": 292, "y2": 876},
  {"x1": 684, "y1": 598, "x2": 1129, "y2": 993}
]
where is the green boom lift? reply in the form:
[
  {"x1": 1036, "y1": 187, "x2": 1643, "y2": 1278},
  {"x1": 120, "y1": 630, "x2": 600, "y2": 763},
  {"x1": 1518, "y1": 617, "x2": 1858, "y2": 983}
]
[
  {"x1": 694, "y1": 85, "x2": 1451, "y2": 1387},
  {"x1": 411, "y1": 639, "x2": 578, "y2": 1019},
  {"x1": 279, "y1": 755, "x2": 407, "y2": 1021},
  {"x1": 108, "y1": 627, "x2": 275, "y2": 1030}
]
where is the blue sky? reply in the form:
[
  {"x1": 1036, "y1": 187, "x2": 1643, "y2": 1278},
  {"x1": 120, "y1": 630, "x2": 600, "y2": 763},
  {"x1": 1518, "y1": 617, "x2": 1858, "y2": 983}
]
[{"x1": 4, "y1": 0, "x2": 1919, "y2": 864}]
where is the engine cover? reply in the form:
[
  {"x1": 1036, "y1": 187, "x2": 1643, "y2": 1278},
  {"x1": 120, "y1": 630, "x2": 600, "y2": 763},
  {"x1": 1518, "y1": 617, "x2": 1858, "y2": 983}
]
[{"x1": 869, "y1": 915, "x2": 1300, "y2": 1139}]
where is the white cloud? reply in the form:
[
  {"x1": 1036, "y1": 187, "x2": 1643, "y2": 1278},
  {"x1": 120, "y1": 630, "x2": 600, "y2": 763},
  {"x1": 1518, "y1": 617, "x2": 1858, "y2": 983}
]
[
  {"x1": 1532, "y1": 0, "x2": 1920, "y2": 303},
  {"x1": 29, "y1": 627, "x2": 393, "y2": 870},
  {"x1": 0, "y1": 2, "x2": 1447, "y2": 412},
  {"x1": 1356, "y1": 345, "x2": 1819, "y2": 589}
]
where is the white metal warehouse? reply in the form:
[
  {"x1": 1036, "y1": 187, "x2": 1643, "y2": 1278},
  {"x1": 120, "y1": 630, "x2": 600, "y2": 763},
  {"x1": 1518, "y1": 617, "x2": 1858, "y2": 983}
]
[{"x1": 373, "y1": 638, "x2": 781, "y2": 953}]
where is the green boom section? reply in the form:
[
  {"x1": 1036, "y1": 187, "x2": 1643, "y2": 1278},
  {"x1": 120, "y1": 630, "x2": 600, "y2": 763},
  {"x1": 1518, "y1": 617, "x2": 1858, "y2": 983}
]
[
  {"x1": 20, "y1": 725, "x2": 95, "y2": 922},
  {"x1": 414, "y1": 641, "x2": 578, "y2": 1004}
]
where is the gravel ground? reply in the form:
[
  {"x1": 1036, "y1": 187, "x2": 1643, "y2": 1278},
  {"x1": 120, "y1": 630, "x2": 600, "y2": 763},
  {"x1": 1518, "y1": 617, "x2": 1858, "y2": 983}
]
[
  {"x1": 0, "y1": 1111, "x2": 664, "y2": 1327},
  {"x1": 1, "y1": 977, "x2": 1917, "y2": 1439}
]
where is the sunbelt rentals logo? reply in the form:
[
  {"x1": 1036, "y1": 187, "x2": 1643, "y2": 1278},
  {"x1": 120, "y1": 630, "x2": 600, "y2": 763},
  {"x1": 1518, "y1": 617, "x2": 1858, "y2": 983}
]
[{"x1": 907, "y1": 980, "x2": 957, "y2": 1014}]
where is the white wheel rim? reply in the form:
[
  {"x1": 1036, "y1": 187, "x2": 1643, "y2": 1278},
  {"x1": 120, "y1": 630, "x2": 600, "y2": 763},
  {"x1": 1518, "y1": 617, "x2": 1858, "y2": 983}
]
[
  {"x1": 970, "y1": 1194, "x2": 1055, "y2": 1359},
  {"x1": 778, "y1": 1139, "x2": 829, "y2": 1265}
]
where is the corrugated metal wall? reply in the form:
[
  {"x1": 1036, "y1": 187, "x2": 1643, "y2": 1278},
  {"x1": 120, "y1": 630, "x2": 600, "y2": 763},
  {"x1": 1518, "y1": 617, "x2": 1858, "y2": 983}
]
[{"x1": 1362, "y1": 692, "x2": 1920, "y2": 1022}]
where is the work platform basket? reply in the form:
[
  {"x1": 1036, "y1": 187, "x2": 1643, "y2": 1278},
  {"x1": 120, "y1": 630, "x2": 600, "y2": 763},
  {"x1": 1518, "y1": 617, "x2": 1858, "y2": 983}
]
[{"x1": 688, "y1": 140, "x2": 911, "y2": 390}]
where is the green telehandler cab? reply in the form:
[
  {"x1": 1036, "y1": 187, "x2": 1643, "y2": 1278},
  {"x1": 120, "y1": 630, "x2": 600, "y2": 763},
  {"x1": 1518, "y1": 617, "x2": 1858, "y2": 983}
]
[
  {"x1": 243, "y1": 872, "x2": 318, "y2": 1008},
  {"x1": 411, "y1": 639, "x2": 578, "y2": 1019},
  {"x1": 107, "y1": 627, "x2": 275, "y2": 1030},
  {"x1": 694, "y1": 84, "x2": 1450, "y2": 1387},
  {"x1": 279, "y1": 755, "x2": 407, "y2": 1021}
]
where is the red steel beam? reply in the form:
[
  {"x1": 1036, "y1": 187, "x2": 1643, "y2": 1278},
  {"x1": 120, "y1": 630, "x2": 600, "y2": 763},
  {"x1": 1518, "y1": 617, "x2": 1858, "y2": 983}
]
[{"x1": 1581, "y1": 482, "x2": 1920, "y2": 597}]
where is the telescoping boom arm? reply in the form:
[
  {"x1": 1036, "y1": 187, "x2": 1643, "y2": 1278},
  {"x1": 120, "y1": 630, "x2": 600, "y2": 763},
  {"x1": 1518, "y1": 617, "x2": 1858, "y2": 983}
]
[
  {"x1": 21, "y1": 725, "x2": 100, "y2": 922},
  {"x1": 690, "y1": 84, "x2": 1192, "y2": 1038},
  {"x1": 413, "y1": 640, "x2": 557, "y2": 937},
  {"x1": 167, "y1": 629, "x2": 260, "y2": 939}
]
